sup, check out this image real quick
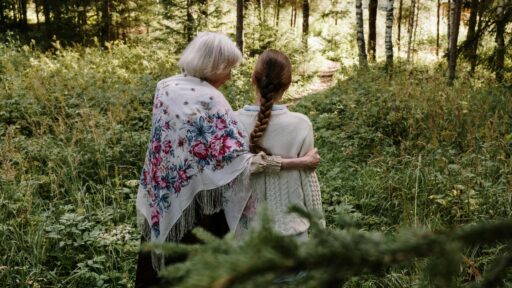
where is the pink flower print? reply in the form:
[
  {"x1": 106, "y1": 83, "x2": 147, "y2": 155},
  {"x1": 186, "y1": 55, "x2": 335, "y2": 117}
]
[
  {"x1": 151, "y1": 206, "x2": 160, "y2": 226},
  {"x1": 159, "y1": 177, "x2": 168, "y2": 188},
  {"x1": 162, "y1": 140, "x2": 173, "y2": 154},
  {"x1": 209, "y1": 134, "x2": 236, "y2": 160},
  {"x1": 149, "y1": 188, "x2": 157, "y2": 202},
  {"x1": 191, "y1": 141, "x2": 209, "y2": 159},
  {"x1": 173, "y1": 180, "x2": 182, "y2": 194},
  {"x1": 178, "y1": 170, "x2": 189, "y2": 182},
  {"x1": 151, "y1": 166, "x2": 161, "y2": 185},
  {"x1": 143, "y1": 170, "x2": 150, "y2": 186},
  {"x1": 164, "y1": 121, "x2": 170, "y2": 130},
  {"x1": 215, "y1": 118, "x2": 227, "y2": 130},
  {"x1": 151, "y1": 154, "x2": 162, "y2": 166},
  {"x1": 152, "y1": 140, "x2": 161, "y2": 153},
  {"x1": 235, "y1": 140, "x2": 243, "y2": 148}
]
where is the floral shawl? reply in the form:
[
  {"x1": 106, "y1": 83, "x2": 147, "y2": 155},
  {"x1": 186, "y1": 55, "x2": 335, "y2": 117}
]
[{"x1": 136, "y1": 74, "x2": 253, "y2": 249}]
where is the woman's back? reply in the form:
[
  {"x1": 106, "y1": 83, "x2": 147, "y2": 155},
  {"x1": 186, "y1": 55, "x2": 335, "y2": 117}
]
[
  {"x1": 235, "y1": 105, "x2": 321, "y2": 237},
  {"x1": 236, "y1": 105, "x2": 313, "y2": 158}
]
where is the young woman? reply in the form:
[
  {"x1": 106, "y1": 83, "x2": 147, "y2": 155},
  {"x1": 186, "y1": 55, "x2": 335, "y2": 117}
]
[
  {"x1": 135, "y1": 33, "x2": 320, "y2": 287},
  {"x1": 235, "y1": 49, "x2": 325, "y2": 240}
]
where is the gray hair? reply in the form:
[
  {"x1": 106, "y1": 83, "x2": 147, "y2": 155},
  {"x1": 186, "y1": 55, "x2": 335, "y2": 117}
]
[{"x1": 178, "y1": 32, "x2": 242, "y2": 81}]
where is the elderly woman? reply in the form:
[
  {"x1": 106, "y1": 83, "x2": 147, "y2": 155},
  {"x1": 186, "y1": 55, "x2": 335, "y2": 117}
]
[{"x1": 135, "y1": 32, "x2": 319, "y2": 287}]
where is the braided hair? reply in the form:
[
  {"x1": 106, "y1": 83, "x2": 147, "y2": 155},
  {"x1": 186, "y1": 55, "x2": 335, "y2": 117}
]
[{"x1": 249, "y1": 49, "x2": 292, "y2": 155}]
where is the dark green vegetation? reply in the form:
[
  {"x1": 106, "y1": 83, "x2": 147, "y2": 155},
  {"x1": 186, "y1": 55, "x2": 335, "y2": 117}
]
[
  {"x1": 158, "y1": 65, "x2": 512, "y2": 288},
  {"x1": 1, "y1": 0, "x2": 512, "y2": 287},
  {"x1": 1, "y1": 38, "x2": 511, "y2": 286},
  {"x1": 296, "y1": 66, "x2": 512, "y2": 230}
]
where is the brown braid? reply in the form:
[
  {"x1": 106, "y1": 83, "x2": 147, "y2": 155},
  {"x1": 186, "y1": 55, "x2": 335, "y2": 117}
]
[{"x1": 249, "y1": 49, "x2": 292, "y2": 155}]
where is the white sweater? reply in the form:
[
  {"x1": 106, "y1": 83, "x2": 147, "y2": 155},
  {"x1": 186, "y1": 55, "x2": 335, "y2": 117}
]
[{"x1": 235, "y1": 105, "x2": 324, "y2": 236}]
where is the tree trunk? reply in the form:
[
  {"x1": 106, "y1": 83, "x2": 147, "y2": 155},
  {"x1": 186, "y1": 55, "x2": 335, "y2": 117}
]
[
  {"x1": 200, "y1": 0, "x2": 208, "y2": 28},
  {"x1": 447, "y1": 0, "x2": 451, "y2": 43},
  {"x1": 356, "y1": 0, "x2": 368, "y2": 68},
  {"x1": 465, "y1": 0, "x2": 479, "y2": 75},
  {"x1": 302, "y1": 0, "x2": 309, "y2": 49},
  {"x1": 0, "y1": 1, "x2": 5, "y2": 28},
  {"x1": 495, "y1": 0, "x2": 505, "y2": 82},
  {"x1": 236, "y1": 0, "x2": 244, "y2": 52},
  {"x1": 12, "y1": 1, "x2": 18, "y2": 24},
  {"x1": 471, "y1": 0, "x2": 487, "y2": 73},
  {"x1": 368, "y1": 0, "x2": 378, "y2": 62},
  {"x1": 412, "y1": 0, "x2": 420, "y2": 57},
  {"x1": 436, "y1": 0, "x2": 440, "y2": 57},
  {"x1": 186, "y1": 0, "x2": 194, "y2": 43},
  {"x1": 257, "y1": 0, "x2": 263, "y2": 23},
  {"x1": 101, "y1": 0, "x2": 110, "y2": 44},
  {"x1": 385, "y1": 0, "x2": 395, "y2": 73},
  {"x1": 448, "y1": 0, "x2": 462, "y2": 85},
  {"x1": 293, "y1": 6, "x2": 297, "y2": 28},
  {"x1": 42, "y1": 0, "x2": 51, "y2": 38},
  {"x1": 20, "y1": 0, "x2": 28, "y2": 29},
  {"x1": 35, "y1": 0, "x2": 41, "y2": 30},
  {"x1": 407, "y1": 0, "x2": 416, "y2": 61},
  {"x1": 275, "y1": 0, "x2": 281, "y2": 27},
  {"x1": 290, "y1": 5, "x2": 294, "y2": 27},
  {"x1": 397, "y1": 0, "x2": 403, "y2": 54}
]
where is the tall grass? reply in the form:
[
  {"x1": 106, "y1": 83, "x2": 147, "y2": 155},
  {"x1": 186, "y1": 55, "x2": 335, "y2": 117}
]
[{"x1": 0, "y1": 39, "x2": 510, "y2": 287}]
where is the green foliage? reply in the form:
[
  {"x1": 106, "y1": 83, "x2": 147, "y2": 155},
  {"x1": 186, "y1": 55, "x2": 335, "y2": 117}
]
[
  {"x1": 1, "y1": 8, "x2": 511, "y2": 284},
  {"x1": 158, "y1": 209, "x2": 512, "y2": 288},
  {"x1": 0, "y1": 33, "x2": 316, "y2": 286},
  {"x1": 0, "y1": 40, "x2": 177, "y2": 287},
  {"x1": 294, "y1": 65, "x2": 512, "y2": 231}
]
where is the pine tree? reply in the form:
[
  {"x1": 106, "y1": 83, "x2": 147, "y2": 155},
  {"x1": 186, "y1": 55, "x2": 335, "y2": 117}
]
[{"x1": 156, "y1": 208, "x2": 512, "y2": 288}]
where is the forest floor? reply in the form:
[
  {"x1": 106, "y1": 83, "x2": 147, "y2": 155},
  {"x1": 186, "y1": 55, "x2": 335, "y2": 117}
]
[{"x1": 286, "y1": 56, "x2": 341, "y2": 104}]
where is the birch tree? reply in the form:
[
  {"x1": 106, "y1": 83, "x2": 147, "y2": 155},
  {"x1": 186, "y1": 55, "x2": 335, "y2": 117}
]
[
  {"x1": 397, "y1": 0, "x2": 403, "y2": 54},
  {"x1": 407, "y1": 0, "x2": 416, "y2": 61},
  {"x1": 436, "y1": 0, "x2": 440, "y2": 57},
  {"x1": 385, "y1": 0, "x2": 395, "y2": 72},
  {"x1": 356, "y1": 0, "x2": 368, "y2": 67}
]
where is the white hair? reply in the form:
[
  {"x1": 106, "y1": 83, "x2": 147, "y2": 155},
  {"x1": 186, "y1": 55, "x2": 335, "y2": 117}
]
[{"x1": 178, "y1": 32, "x2": 242, "y2": 81}]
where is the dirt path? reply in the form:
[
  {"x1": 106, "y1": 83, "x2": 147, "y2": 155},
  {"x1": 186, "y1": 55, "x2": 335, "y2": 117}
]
[{"x1": 286, "y1": 58, "x2": 340, "y2": 104}]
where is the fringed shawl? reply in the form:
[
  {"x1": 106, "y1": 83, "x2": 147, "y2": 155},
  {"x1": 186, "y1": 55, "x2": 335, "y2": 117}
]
[{"x1": 136, "y1": 74, "x2": 253, "y2": 254}]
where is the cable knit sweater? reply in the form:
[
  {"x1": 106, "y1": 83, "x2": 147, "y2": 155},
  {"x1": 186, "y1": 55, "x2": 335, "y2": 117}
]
[{"x1": 235, "y1": 105, "x2": 325, "y2": 236}]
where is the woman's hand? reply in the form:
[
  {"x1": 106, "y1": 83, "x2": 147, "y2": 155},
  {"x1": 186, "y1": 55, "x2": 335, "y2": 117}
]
[
  {"x1": 281, "y1": 148, "x2": 321, "y2": 170},
  {"x1": 304, "y1": 148, "x2": 321, "y2": 169}
]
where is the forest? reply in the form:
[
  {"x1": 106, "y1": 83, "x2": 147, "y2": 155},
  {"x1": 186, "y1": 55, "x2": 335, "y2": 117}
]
[{"x1": 0, "y1": 0, "x2": 511, "y2": 287}]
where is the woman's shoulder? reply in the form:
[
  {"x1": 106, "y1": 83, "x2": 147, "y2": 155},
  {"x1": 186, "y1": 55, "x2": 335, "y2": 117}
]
[
  {"x1": 284, "y1": 111, "x2": 313, "y2": 129},
  {"x1": 156, "y1": 75, "x2": 224, "y2": 99}
]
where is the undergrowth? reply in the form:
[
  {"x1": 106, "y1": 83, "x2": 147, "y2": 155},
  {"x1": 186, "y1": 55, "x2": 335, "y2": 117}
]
[{"x1": 0, "y1": 39, "x2": 511, "y2": 287}]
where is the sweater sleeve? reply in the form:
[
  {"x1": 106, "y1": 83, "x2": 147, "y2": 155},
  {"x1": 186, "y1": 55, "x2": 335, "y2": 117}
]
[
  {"x1": 301, "y1": 170, "x2": 326, "y2": 228},
  {"x1": 297, "y1": 116, "x2": 325, "y2": 227},
  {"x1": 298, "y1": 117, "x2": 314, "y2": 157},
  {"x1": 249, "y1": 152, "x2": 282, "y2": 174}
]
